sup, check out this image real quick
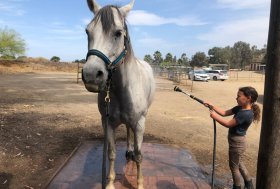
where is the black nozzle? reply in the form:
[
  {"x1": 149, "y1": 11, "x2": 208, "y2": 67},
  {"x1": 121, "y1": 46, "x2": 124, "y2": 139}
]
[
  {"x1": 174, "y1": 86, "x2": 205, "y2": 105},
  {"x1": 174, "y1": 86, "x2": 183, "y2": 92}
]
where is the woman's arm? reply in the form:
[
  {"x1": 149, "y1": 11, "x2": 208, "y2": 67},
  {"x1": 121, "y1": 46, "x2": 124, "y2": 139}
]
[
  {"x1": 204, "y1": 102, "x2": 234, "y2": 116},
  {"x1": 210, "y1": 111, "x2": 237, "y2": 128}
]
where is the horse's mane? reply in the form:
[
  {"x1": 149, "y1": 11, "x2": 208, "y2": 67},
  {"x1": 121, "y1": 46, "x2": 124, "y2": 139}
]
[{"x1": 94, "y1": 5, "x2": 133, "y2": 59}]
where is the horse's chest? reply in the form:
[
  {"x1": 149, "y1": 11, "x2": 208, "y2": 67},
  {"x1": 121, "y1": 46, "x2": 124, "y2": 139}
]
[
  {"x1": 99, "y1": 97, "x2": 143, "y2": 125},
  {"x1": 113, "y1": 101, "x2": 142, "y2": 123}
]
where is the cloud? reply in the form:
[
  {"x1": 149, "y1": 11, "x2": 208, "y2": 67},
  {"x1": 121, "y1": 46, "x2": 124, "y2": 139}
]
[
  {"x1": 127, "y1": 10, "x2": 206, "y2": 26},
  {"x1": 0, "y1": 2, "x2": 26, "y2": 16},
  {"x1": 0, "y1": 3, "x2": 14, "y2": 11},
  {"x1": 46, "y1": 22, "x2": 85, "y2": 40},
  {"x1": 216, "y1": 0, "x2": 270, "y2": 9},
  {"x1": 198, "y1": 16, "x2": 269, "y2": 48},
  {"x1": 136, "y1": 32, "x2": 171, "y2": 47},
  {"x1": 134, "y1": 33, "x2": 187, "y2": 58}
]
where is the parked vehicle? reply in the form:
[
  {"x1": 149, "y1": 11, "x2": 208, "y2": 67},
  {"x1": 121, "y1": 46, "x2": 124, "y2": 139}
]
[
  {"x1": 205, "y1": 70, "x2": 229, "y2": 81},
  {"x1": 188, "y1": 70, "x2": 210, "y2": 81}
]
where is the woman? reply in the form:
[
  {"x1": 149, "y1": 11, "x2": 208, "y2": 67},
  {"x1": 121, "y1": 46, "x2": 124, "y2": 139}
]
[{"x1": 205, "y1": 86, "x2": 261, "y2": 189}]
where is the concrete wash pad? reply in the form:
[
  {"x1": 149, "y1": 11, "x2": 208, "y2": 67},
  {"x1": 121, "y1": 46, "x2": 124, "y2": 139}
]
[{"x1": 46, "y1": 141, "x2": 211, "y2": 189}]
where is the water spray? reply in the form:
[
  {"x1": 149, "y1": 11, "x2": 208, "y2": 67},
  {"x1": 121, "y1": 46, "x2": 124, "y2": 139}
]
[{"x1": 174, "y1": 86, "x2": 217, "y2": 189}]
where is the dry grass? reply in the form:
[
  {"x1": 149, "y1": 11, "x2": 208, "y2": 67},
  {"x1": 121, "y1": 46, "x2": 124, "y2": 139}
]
[
  {"x1": 0, "y1": 61, "x2": 265, "y2": 188},
  {"x1": 0, "y1": 59, "x2": 78, "y2": 74}
]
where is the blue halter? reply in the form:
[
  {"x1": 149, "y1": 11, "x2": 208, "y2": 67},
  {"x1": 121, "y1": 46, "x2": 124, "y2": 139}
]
[{"x1": 86, "y1": 48, "x2": 127, "y2": 70}]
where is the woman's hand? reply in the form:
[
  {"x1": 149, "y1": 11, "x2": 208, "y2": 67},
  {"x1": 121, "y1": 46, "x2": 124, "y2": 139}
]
[
  {"x1": 210, "y1": 109, "x2": 218, "y2": 119},
  {"x1": 204, "y1": 101, "x2": 213, "y2": 109}
]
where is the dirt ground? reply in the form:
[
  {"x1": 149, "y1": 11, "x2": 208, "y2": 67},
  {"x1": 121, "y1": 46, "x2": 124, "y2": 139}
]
[{"x1": 0, "y1": 63, "x2": 264, "y2": 189}]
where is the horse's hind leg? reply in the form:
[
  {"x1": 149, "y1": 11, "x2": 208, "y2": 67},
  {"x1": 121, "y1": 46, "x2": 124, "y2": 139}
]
[
  {"x1": 134, "y1": 116, "x2": 145, "y2": 189},
  {"x1": 106, "y1": 125, "x2": 116, "y2": 189}
]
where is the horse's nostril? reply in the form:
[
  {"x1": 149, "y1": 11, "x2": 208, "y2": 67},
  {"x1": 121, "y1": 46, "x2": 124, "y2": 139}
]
[{"x1": 96, "y1": 70, "x2": 104, "y2": 78}]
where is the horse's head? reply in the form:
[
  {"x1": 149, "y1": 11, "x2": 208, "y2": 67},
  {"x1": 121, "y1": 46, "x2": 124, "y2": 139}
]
[{"x1": 82, "y1": 0, "x2": 134, "y2": 93}]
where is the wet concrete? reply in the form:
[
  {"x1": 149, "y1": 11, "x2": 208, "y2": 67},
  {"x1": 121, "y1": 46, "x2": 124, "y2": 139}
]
[{"x1": 46, "y1": 141, "x2": 211, "y2": 189}]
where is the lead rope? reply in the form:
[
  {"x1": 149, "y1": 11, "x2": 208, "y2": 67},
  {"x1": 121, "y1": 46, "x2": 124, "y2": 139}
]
[{"x1": 102, "y1": 72, "x2": 112, "y2": 189}]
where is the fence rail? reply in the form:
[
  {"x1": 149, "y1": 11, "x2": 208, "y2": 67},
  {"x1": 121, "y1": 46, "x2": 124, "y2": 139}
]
[
  {"x1": 75, "y1": 65, "x2": 265, "y2": 85},
  {"x1": 153, "y1": 68, "x2": 265, "y2": 84},
  {"x1": 227, "y1": 70, "x2": 265, "y2": 81}
]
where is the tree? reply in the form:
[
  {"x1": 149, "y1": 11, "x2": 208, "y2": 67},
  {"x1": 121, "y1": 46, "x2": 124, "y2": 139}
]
[
  {"x1": 160, "y1": 52, "x2": 173, "y2": 67},
  {"x1": 164, "y1": 53, "x2": 173, "y2": 64},
  {"x1": 251, "y1": 45, "x2": 267, "y2": 64},
  {"x1": 153, "y1": 51, "x2": 163, "y2": 65},
  {"x1": 177, "y1": 58, "x2": 183, "y2": 65},
  {"x1": 190, "y1": 52, "x2": 208, "y2": 67},
  {"x1": 180, "y1": 53, "x2": 189, "y2": 66},
  {"x1": 231, "y1": 41, "x2": 253, "y2": 69},
  {"x1": 173, "y1": 55, "x2": 177, "y2": 64},
  {"x1": 208, "y1": 46, "x2": 232, "y2": 66},
  {"x1": 144, "y1": 54, "x2": 153, "y2": 64},
  {"x1": 0, "y1": 27, "x2": 26, "y2": 59},
  {"x1": 208, "y1": 47, "x2": 222, "y2": 64},
  {"x1": 222, "y1": 46, "x2": 232, "y2": 66},
  {"x1": 50, "y1": 56, "x2": 60, "y2": 62},
  {"x1": 74, "y1": 59, "x2": 86, "y2": 63},
  {"x1": 257, "y1": 0, "x2": 280, "y2": 188}
]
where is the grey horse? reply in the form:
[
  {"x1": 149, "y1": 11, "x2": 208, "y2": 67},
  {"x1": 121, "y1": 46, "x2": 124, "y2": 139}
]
[{"x1": 82, "y1": 0, "x2": 155, "y2": 188}]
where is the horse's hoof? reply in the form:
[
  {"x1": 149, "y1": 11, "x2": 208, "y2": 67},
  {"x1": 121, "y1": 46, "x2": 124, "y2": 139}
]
[{"x1": 125, "y1": 150, "x2": 135, "y2": 162}]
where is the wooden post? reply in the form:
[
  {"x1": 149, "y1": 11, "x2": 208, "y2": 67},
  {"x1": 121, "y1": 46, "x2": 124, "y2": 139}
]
[
  {"x1": 77, "y1": 62, "x2": 83, "y2": 83},
  {"x1": 256, "y1": 0, "x2": 280, "y2": 188}
]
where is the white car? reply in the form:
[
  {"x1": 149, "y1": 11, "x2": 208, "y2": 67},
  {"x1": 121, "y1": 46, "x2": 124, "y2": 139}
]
[
  {"x1": 205, "y1": 70, "x2": 229, "y2": 81},
  {"x1": 188, "y1": 70, "x2": 210, "y2": 81}
]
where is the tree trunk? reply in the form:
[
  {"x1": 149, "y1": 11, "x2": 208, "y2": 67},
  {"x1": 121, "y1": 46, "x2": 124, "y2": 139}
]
[{"x1": 256, "y1": 0, "x2": 280, "y2": 188}]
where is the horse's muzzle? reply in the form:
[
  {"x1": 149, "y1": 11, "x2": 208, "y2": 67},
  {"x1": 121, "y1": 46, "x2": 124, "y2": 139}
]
[
  {"x1": 84, "y1": 83, "x2": 100, "y2": 93},
  {"x1": 82, "y1": 69, "x2": 100, "y2": 93}
]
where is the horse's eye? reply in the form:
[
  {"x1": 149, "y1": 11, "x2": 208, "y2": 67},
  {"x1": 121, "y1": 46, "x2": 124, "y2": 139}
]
[{"x1": 114, "y1": 30, "x2": 122, "y2": 38}]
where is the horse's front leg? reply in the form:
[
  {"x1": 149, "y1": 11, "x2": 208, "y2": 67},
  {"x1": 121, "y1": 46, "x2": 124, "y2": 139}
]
[
  {"x1": 126, "y1": 126, "x2": 134, "y2": 161},
  {"x1": 106, "y1": 125, "x2": 116, "y2": 189},
  {"x1": 134, "y1": 116, "x2": 145, "y2": 189}
]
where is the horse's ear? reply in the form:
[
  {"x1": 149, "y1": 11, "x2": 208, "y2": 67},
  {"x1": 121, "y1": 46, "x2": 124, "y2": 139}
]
[
  {"x1": 87, "y1": 0, "x2": 101, "y2": 14},
  {"x1": 119, "y1": 0, "x2": 135, "y2": 17}
]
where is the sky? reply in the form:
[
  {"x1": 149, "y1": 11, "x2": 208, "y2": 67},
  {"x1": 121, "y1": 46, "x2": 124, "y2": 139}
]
[{"x1": 0, "y1": 0, "x2": 271, "y2": 62}]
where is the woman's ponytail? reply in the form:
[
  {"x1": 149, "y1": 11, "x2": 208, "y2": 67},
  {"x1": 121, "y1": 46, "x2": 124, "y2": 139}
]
[{"x1": 252, "y1": 103, "x2": 261, "y2": 123}]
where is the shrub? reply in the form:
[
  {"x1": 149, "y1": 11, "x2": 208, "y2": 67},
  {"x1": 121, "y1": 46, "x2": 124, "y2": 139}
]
[{"x1": 50, "y1": 56, "x2": 60, "y2": 62}]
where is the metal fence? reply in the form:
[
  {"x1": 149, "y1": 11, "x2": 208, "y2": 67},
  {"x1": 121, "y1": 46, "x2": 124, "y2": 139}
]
[
  {"x1": 153, "y1": 66, "x2": 194, "y2": 90},
  {"x1": 153, "y1": 66, "x2": 265, "y2": 82},
  {"x1": 228, "y1": 70, "x2": 265, "y2": 81},
  {"x1": 153, "y1": 67, "x2": 188, "y2": 82}
]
